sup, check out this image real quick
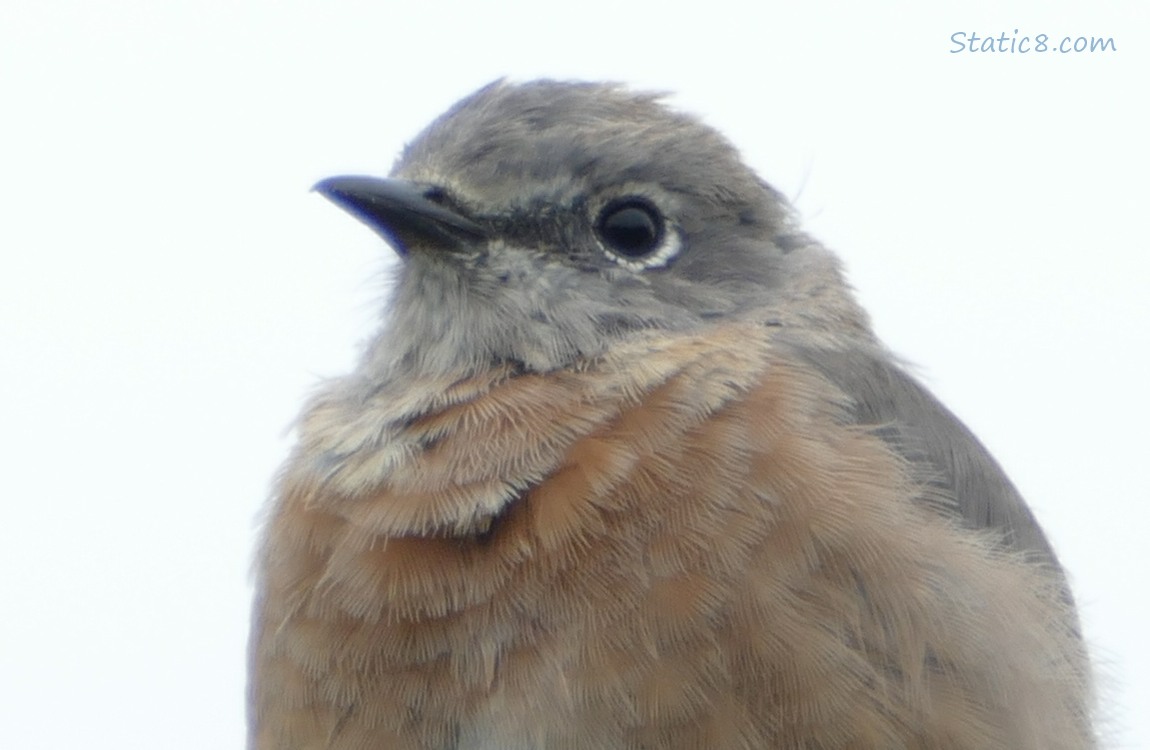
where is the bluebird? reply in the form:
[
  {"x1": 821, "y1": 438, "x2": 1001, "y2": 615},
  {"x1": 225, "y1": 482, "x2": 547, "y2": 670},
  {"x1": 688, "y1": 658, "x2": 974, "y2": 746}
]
[{"x1": 249, "y1": 80, "x2": 1095, "y2": 749}]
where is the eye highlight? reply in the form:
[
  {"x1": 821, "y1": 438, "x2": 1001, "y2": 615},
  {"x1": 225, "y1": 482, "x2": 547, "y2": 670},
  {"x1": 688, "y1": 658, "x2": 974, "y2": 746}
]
[{"x1": 594, "y1": 197, "x2": 681, "y2": 270}]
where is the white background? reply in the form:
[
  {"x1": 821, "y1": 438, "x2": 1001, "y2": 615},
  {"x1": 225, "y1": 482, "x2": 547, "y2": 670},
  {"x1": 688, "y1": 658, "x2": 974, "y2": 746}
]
[{"x1": 2, "y1": 2, "x2": 1145, "y2": 748}]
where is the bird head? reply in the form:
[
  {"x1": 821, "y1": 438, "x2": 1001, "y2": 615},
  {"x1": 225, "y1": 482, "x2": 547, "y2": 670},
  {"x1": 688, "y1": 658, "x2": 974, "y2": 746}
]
[{"x1": 316, "y1": 80, "x2": 838, "y2": 381}]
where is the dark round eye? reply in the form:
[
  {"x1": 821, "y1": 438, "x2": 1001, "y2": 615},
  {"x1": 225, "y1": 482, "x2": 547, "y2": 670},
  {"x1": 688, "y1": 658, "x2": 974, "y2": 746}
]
[{"x1": 595, "y1": 199, "x2": 664, "y2": 258}]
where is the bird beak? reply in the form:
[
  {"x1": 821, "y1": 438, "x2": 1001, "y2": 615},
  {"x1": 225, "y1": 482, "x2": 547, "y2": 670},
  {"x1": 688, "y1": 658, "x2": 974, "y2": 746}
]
[{"x1": 313, "y1": 176, "x2": 487, "y2": 257}]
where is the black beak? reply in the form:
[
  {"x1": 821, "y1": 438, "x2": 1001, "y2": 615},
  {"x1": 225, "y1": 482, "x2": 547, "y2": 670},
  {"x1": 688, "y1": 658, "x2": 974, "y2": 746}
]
[{"x1": 313, "y1": 176, "x2": 486, "y2": 256}]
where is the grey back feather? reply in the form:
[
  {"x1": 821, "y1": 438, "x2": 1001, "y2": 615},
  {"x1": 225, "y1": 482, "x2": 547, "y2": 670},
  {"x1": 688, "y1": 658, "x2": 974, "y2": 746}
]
[{"x1": 793, "y1": 343, "x2": 1080, "y2": 613}]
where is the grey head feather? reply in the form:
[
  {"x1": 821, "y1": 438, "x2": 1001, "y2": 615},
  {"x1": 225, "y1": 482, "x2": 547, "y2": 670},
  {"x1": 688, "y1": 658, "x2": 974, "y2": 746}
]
[
  {"x1": 331, "y1": 79, "x2": 1068, "y2": 582},
  {"x1": 353, "y1": 79, "x2": 848, "y2": 383}
]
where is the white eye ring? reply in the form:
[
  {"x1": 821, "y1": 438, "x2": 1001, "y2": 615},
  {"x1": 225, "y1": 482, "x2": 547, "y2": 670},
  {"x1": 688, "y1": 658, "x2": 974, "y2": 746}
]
[
  {"x1": 594, "y1": 198, "x2": 682, "y2": 270},
  {"x1": 606, "y1": 231, "x2": 682, "y2": 270}
]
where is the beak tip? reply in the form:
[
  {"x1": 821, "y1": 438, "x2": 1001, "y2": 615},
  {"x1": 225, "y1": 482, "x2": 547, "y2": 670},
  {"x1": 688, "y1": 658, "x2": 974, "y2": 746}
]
[
  {"x1": 310, "y1": 175, "x2": 486, "y2": 255},
  {"x1": 311, "y1": 175, "x2": 366, "y2": 202}
]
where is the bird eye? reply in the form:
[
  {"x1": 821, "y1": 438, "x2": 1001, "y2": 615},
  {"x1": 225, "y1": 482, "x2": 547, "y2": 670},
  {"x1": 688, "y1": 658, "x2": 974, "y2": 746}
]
[{"x1": 596, "y1": 199, "x2": 664, "y2": 258}]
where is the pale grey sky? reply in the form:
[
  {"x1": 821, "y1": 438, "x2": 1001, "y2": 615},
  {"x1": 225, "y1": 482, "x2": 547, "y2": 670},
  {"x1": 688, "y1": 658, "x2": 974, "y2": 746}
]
[{"x1": 1, "y1": 2, "x2": 1145, "y2": 748}]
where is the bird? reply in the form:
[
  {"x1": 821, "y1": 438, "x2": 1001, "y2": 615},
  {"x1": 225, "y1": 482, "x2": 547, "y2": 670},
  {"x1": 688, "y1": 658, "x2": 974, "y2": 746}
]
[{"x1": 248, "y1": 80, "x2": 1095, "y2": 749}]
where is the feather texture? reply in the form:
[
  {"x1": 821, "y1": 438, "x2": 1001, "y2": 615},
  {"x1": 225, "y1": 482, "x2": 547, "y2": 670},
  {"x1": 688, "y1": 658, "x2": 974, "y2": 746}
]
[{"x1": 251, "y1": 320, "x2": 1092, "y2": 749}]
